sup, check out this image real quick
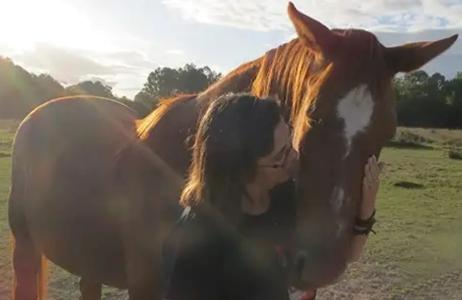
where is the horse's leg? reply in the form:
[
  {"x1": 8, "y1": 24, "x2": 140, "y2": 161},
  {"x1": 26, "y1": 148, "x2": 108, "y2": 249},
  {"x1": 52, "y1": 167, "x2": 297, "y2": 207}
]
[
  {"x1": 79, "y1": 278, "x2": 102, "y2": 300},
  {"x1": 126, "y1": 261, "x2": 162, "y2": 300},
  {"x1": 12, "y1": 235, "x2": 43, "y2": 300},
  {"x1": 9, "y1": 153, "x2": 46, "y2": 300},
  {"x1": 120, "y1": 144, "x2": 177, "y2": 300},
  {"x1": 126, "y1": 248, "x2": 163, "y2": 300}
]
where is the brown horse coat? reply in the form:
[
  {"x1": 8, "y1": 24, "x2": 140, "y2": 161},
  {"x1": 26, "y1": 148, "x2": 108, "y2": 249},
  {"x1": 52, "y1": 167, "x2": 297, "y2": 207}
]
[{"x1": 9, "y1": 2, "x2": 457, "y2": 299}]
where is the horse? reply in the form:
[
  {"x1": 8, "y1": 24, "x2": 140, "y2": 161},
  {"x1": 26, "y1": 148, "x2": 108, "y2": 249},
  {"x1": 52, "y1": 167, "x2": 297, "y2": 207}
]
[{"x1": 8, "y1": 2, "x2": 457, "y2": 299}]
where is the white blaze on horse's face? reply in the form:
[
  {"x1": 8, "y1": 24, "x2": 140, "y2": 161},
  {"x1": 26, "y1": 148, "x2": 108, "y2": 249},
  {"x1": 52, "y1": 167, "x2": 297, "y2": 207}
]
[{"x1": 336, "y1": 84, "x2": 375, "y2": 158}]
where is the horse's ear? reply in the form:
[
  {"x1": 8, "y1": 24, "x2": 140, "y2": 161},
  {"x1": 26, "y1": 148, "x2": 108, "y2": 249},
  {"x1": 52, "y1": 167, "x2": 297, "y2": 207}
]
[
  {"x1": 287, "y1": 2, "x2": 338, "y2": 56},
  {"x1": 384, "y1": 34, "x2": 458, "y2": 74}
]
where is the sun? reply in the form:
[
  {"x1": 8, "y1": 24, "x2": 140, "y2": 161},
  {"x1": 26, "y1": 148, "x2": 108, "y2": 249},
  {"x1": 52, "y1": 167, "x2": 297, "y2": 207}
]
[{"x1": 0, "y1": 0, "x2": 96, "y2": 53}]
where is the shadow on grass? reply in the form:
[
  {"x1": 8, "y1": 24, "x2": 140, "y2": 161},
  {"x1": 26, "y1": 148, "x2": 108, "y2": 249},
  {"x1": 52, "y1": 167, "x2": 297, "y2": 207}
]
[
  {"x1": 0, "y1": 152, "x2": 10, "y2": 158},
  {"x1": 393, "y1": 181, "x2": 425, "y2": 189},
  {"x1": 385, "y1": 141, "x2": 433, "y2": 150}
]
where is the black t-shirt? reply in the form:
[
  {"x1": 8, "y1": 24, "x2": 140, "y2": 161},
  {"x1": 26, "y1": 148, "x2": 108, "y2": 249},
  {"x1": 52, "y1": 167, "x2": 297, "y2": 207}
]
[{"x1": 162, "y1": 180, "x2": 296, "y2": 300}]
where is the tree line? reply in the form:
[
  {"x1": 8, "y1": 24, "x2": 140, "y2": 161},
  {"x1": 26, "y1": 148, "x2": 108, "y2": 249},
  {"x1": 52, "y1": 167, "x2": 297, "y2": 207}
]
[
  {"x1": 0, "y1": 57, "x2": 220, "y2": 118},
  {"x1": 0, "y1": 56, "x2": 460, "y2": 128},
  {"x1": 394, "y1": 70, "x2": 462, "y2": 128}
]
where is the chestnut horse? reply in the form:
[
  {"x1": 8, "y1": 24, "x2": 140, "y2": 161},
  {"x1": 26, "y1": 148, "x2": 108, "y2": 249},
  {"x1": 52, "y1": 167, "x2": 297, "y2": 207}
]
[{"x1": 8, "y1": 2, "x2": 457, "y2": 299}]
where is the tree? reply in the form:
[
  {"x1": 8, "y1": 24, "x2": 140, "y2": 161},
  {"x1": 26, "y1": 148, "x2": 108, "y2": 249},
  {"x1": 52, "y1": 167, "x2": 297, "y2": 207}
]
[
  {"x1": 0, "y1": 57, "x2": 65, "y2": 118},
  {"x1": 444, "y1": 75, "x2": 462, "y2": 128},
  {"x1": 135, "y1": 63, "x2": 221, "y2": 109},
  {"x1": 116, "y1": 95, "x2": 152, "y2": 118},
  {"x1": 134, "y1": 90, "x2": 158, "y2": 110},
  {"x1": 394, "y1": 70, "x2": 462, "y2": 128},
  {"x1": 64, "y1": 81, "x2": 153, "y2": 117},
  {"x1": 65, "y1": 81, "x2": 114, "y2": 98},
  {"x1": 176, "y1": 64, "x2": 220, "y2": 94}
]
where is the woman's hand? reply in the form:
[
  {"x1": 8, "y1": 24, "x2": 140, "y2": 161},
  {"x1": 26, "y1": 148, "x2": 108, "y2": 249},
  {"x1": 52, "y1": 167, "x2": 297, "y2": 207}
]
[
  {"x1": 360, "y1": 155, "x2": 384, "y2": 219},
  {"x1": 348, "y1": 156, "x2": 384, "y2": 262}
]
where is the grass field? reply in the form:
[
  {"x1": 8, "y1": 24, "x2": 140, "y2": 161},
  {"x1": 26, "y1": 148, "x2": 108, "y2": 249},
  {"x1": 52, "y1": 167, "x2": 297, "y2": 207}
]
[{"x1": 0, "y1": 120, "x2": 461, "y2": 299}]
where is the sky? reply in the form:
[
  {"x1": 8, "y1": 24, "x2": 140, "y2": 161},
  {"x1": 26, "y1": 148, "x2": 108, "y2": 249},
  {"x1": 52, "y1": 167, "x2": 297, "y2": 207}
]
[{"x1": 0, "y1": 0, "x2": 461, "y2": 98}]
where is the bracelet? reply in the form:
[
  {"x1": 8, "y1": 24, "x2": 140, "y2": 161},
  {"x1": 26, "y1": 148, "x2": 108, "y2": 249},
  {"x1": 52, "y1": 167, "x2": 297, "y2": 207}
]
[{"x1": 353, "y1": 209, "x2": 376, "y2": 235}]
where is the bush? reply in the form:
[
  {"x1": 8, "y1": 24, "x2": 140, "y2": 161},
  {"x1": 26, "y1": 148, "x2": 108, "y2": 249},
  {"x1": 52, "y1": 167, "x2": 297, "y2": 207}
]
[
  {"x1": 448, "y1": 148, "x2": 462, "y2": 160},
  {"x1": 387, "y1": 130, "x2": 433, "y2": 149},
  {"x1": 397, "y1": 131, "x2": 432, "y2": 144}
]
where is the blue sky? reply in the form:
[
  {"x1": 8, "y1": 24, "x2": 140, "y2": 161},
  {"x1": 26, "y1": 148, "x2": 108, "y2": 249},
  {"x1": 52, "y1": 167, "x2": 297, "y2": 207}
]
[{"x1": 0, "y1": 0, "x2": 461, "y2": 98}]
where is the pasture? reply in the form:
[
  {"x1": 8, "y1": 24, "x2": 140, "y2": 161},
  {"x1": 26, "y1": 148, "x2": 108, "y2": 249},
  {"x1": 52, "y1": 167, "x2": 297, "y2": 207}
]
[{"x1": 0, "y1": 120, "x2": 461, "y2": 299}]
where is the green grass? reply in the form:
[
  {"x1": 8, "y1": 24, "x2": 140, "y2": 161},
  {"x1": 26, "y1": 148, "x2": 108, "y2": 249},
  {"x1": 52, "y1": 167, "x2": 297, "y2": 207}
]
[
  {"x1": 0, "y1": 121, "x2": 461, "y2": 299},
  {"x1": 0, "y1": 126, "x2": 13, "y2": 299},
  {"x1": 370, "y1": 146, "x2": 462, "y2": 278},
  {"x1": 0, "y1": 120, "x2": 16, "y2": 158}
]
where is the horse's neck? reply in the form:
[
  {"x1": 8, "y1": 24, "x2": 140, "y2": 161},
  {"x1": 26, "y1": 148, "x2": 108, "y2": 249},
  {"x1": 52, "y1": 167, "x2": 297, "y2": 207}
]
[
  {"x1": 196, "y1": 58, "x2": 262, "y2": 105},
  {"x1": 141, "y1": 41, "x2": 320, "y2": 172},
  {"x1": 196, "y1": 39, "x2": 320, "y2": 125}
]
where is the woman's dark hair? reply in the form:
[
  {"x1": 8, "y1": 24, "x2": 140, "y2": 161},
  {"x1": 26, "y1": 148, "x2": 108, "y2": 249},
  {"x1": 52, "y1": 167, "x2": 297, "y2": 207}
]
[{"x1": 180, "y1": 93, "x2": 281, "y2": 224}]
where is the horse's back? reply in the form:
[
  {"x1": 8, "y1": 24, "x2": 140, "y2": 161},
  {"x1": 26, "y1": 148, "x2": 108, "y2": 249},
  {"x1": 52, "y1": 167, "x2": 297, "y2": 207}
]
[
  {"x1": 10, "y1": 96, "x2": 138, "y2": 285},
  {"x1": 18, "y1": 96, "x2": 137, "y2": 153},
  {"x1": 14, "y1": 96, "x2": 137, "y2": 194}
]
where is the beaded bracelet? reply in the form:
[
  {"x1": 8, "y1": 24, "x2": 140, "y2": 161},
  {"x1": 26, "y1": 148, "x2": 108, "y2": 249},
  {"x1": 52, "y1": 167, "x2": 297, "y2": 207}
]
[{"x1": 353, "y1": 209, "x2": 376, "y2": 235}]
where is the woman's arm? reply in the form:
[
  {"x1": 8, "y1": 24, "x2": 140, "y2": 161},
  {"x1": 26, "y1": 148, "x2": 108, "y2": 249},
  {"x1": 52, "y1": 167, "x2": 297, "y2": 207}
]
[{"x1": 348, "y1": 155, "x2": 383, "y2": 262}]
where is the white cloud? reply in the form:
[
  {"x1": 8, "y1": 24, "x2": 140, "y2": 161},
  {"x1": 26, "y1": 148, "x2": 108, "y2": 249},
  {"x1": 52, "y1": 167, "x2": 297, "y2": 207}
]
[
  {"x1": 162, "y1": 0, "x2": 462, "y2": 32},
  {"x1": 1, "y1": 0, "x2": 460, "y2": 99},
  {"x1": 7, "y1": 43, "x2": 157, "y2": 98},
  {"x1": 162, "y1": 0, "x2": 289, "y2": 31},
  {"x1": 0, "y1": 0, "x2": 114, "y2": 52},
  {"x1": 166, "y1": 49, "x2": 186, "y2": 56},
  {"x1": 14, "y1": 44, "x2": 115, "y2": 84},
  {"x1": 160, "y1": 0, "x2": 461, "y2": 79}
]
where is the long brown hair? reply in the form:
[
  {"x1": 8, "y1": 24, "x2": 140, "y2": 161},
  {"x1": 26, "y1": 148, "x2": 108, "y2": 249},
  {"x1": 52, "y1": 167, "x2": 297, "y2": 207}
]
[{"x1": 180, "y1": 93, "x2": 281, "y2": 224}]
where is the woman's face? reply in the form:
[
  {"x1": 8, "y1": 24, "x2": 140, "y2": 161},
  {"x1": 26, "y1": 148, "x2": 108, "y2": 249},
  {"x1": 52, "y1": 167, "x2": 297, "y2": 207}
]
[{"x1": 253, "y1": 119, "x2": 299, "y2": 190}]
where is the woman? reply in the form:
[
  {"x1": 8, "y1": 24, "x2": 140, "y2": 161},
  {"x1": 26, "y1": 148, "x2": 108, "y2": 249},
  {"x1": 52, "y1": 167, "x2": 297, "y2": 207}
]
[{"x1": 162, "y1": 93, "x2": 382, "y2": 300}]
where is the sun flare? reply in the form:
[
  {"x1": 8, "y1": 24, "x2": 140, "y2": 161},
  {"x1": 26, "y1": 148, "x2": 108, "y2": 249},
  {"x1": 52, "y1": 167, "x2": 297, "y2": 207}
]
[{"x1": 0, "y1": 0, "x2": 96, "y2": 52}]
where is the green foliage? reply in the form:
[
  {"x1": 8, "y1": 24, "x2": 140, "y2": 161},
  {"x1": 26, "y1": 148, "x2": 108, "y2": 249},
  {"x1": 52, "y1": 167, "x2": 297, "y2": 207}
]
[
  {"x1": 448, "y1": 148, "x2": 462, "y2": 160},
  {"x1": 3, "y1": 54, "x2": 461, "y2": 130},
  {"x1": 0, "y1": 57, "x2": 125, "y2": 118},
  {"x1": 388, "y1": 129, "x2": 434, "y2": 148},
  {"x1": 394, "y1": 70, "x2": 462, "y2": 128},
  {"x1": 0, "y1": 56, "x2": 223, "y2": 121},
  {"x1": 134, "y1": 63, "x2": 221, "y2": 109},
  {"x1": 116, "y1": 96, "x2": 152, "y2": 118},
  {"x1": 0, "y1": 57, "x2": 65, "y2": 118},
  {"x1": 65, "y1": 80, "x2": 114, "y2": 98}
]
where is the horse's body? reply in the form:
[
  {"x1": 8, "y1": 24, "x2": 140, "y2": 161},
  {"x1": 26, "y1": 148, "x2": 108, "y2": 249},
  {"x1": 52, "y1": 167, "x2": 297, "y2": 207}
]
[
  {"x1": 9, "y1": 3, "x2": 457, "y2": 300},
  {"x1": 9, "y1": 97, "x2": 184, "y2": 299},
  {"x1": 10, "y1": 98, "x2": 136, "y2": 287}
]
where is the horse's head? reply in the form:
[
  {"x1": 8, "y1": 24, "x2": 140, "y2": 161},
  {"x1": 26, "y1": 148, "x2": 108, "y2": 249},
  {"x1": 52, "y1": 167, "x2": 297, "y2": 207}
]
[{"x1": 282, "y1": 2, "x2": 457, "y2": 289}]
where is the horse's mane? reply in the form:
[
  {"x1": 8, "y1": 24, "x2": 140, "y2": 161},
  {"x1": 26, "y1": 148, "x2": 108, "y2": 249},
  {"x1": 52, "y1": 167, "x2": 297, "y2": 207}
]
[
  {"x1": 136, "y1": 94, "x2": 196, "y2": 140},
  {"x1": 136, "y1": 36, "x2": 348, "y2": 143},
  {"x1": 196, "y1": 58, "x2": 262, "y2": 104},
  {"x1": 251, "y1": 39, "x2": 334, "y2": 135}
]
